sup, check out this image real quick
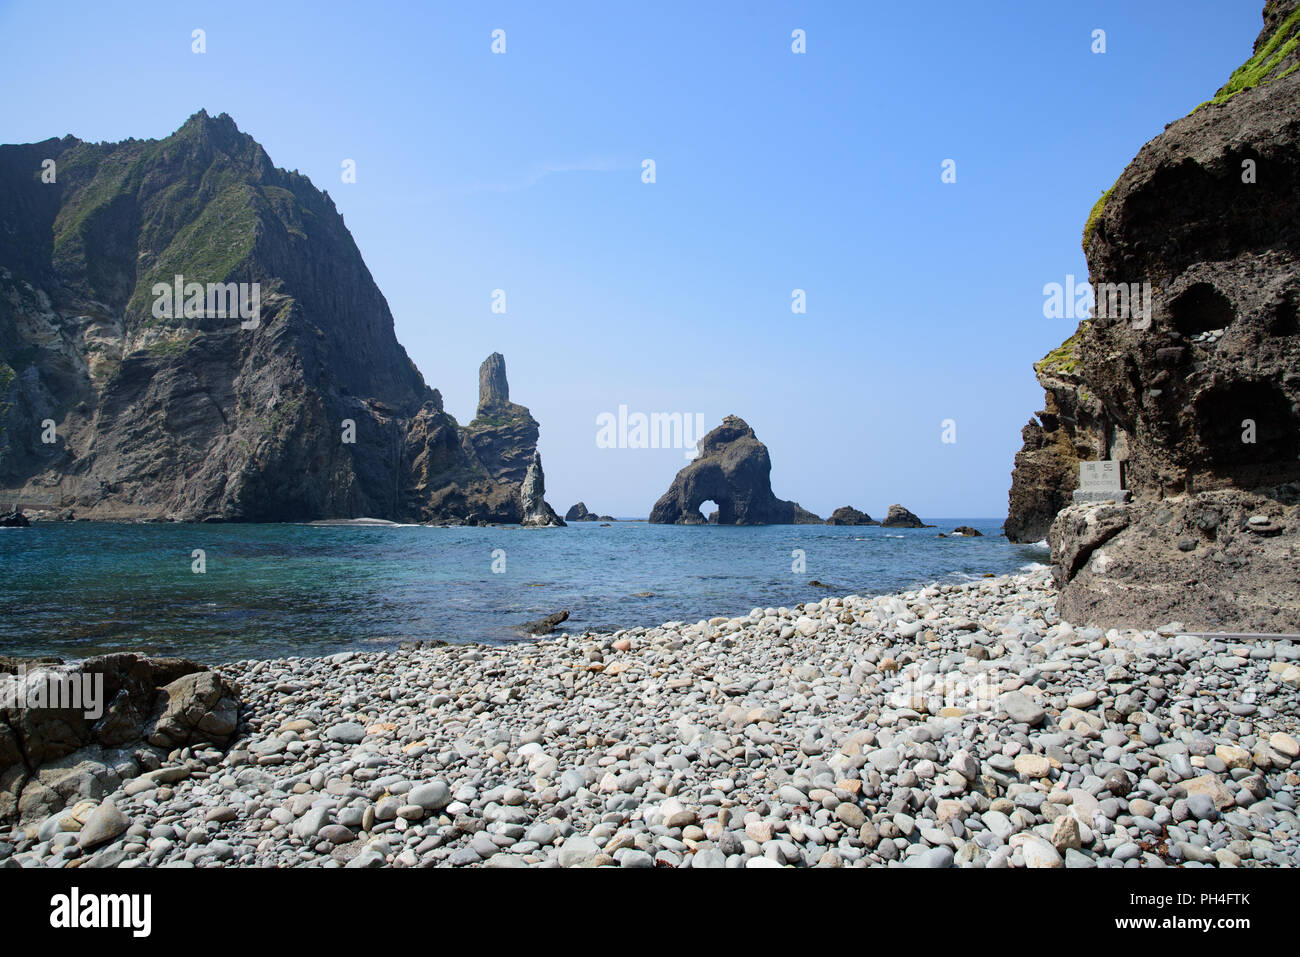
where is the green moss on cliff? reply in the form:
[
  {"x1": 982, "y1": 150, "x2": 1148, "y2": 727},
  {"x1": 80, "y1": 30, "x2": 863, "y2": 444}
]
[
  {"x1": 1197, "y1": 5, "x2": 1300, "y2": 109},
  {"x1": 267, "y1": 396, "x2": 304, "y2": 434},
  {"x1": 141, "y1": 336, "x2": 194, "y2": 358},
  {"x1": 1082, "y1": 186, "x2": 1115, "y2": 254},
  {"x1": 128, "y1": 184, "x2": 258, "y2": 321},
  {"x1": 467, "y1": 405, "x2": 533, "y2": 430},
  {"x1": 1035, "y1": 323, "x2": 1089, "y2": 377},
  {"x1": 52, "y1": 140, "x2": 161, "y2": 254}
]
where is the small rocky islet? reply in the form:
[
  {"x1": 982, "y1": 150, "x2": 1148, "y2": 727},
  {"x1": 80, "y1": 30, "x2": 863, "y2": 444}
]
[{"x1": 4, "y1": 566, "x2": 1299, "y2": 869}]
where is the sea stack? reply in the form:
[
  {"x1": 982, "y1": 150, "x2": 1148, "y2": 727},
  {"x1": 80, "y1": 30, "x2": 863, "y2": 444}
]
[
  {"x1": 648, "y1": 416, "x2": 821, "y2": 525},
  {"x1": 880, "y1": 505, "x2": 934, "y2": 528},
  {"x1": 519, "y1": 452, "x2": 565, "y2": 527},
  {"x1": 826, "y1": 506, "x2": 879, "y2": 526},
  {"x1": 565, "y1": 502, "x2": 614, "y2": 522},
  {"x1": 477, "y1": 352, "x2": 510, "y2": 412}
]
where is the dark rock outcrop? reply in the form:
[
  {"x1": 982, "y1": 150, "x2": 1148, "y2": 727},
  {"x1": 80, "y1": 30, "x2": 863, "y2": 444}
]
[
  {"x1": 648, "y1": 416, "x2": 821, "y2": 525},
  {"x1": 1007, "y1": 2, "x2": 1300, "y2": 629},
  {"x1": 565, "y1": 502, "x2": 615, "y2": 522},
  {"x1": 0, "y1": 507, "x2": 29, "y2": 527},
  {"x1": 516, "y1": 610, "x2": 570, "y2": 635},
  {"x1": 826, "y1": 506, "x2": 879, "y2": 526},
  {"x1": 0, "y1": 654, "x2": 238, "y2": 826},
  {"x1": 0, "y1": 113, "x2": 560, "y2": 526},
  {"x1": 952, "y1": 526, "x2": 983, "y2": 537},
  {"x1": 1003, "y1": 329, "x2": 1111, "y2": 543},
  {"x1": 880, "y1": 505, "x2": 934, "y2": 528}
]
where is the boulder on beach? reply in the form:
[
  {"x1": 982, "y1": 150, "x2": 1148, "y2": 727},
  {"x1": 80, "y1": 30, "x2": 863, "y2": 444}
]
[
  {"x1": 648, "y1": 416, "x2": 821, "y2": 525},
  {"x1": 880, "y1": 505, "x2": 935, "y2": 528},
  {"x1": 0, "y1": 654, "x2": 239, "y2": 827},
  {"x1": 826, "y1": 506, "x2": 879, "y2": 526}
]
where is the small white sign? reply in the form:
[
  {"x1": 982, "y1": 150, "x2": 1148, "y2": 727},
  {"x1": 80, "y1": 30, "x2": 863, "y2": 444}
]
[{"x1": 1079, "y1": 460, "x2": 1122, "y2": 491}]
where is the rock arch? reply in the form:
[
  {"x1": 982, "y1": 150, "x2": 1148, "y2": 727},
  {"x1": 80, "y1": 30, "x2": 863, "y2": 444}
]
[{"x1": 648, "y1": 417, "x2": 821, "y2": 525}]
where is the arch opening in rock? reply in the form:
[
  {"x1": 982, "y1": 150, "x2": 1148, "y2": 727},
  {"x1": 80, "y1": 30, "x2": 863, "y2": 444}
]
[
  {"x1": 1170, "y1": 282, "x2": 1234, "y2": 337},
  {"x1": 1194, "y1": 381, "x2": 1300, "y2": 486},
  {"x1": 694, "y1": 498, "x2": 728, "y2": 524}
]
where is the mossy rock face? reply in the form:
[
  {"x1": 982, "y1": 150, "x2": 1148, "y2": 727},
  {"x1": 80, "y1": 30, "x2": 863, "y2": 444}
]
[
  {"x1": 141, "y1": 336, "x2": 194, "y2": 358},
  {"x1": 125, "y1": 184, "x2": 258, "y2": 322},
  {"x1": 1082, "y1": 186, "x2": 1114, "y2": 254},
  {"x1": 467, "y1": 409, "x2": 531, "y2": 430},
  {"x1": 1086, "y1": 4, "x2": 1300, "y2": 253},
  {"x1": 1199, "y1": 3, "x2": 1300, "y2": 110},
  {"x1": 1034, "y1": 323, "x2": 1088, "y2": 378}
]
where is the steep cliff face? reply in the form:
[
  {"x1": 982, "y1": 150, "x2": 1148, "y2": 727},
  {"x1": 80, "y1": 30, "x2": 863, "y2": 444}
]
[
  {"x1": 1006, "y1": 2, "x2": 1300, "y2": 629},
  {"x1": 0, "y1": 113, "x2": 559, "y2": 525},
  {"x1": 1004, "y1": 329, "x2": 1113, "y2": 543},
  {"x1": 649, "y1": 416, "x2": 821, "y2": 525}
]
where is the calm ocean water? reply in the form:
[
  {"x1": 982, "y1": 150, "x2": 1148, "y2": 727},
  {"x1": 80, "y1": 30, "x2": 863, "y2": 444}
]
[{"x1": 0, "y1": 520, "x2": 1046, "y2": 663}]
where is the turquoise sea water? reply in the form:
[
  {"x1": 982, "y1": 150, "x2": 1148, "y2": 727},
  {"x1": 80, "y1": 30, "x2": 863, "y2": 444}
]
[{"x1": 0, "y1": 519, "x2": 1047, "y2": 663}]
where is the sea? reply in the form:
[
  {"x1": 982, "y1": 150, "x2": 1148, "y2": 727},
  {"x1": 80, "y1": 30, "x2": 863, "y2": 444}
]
[{"x1": 0, "y1": 519, "x2": 1048, "y2": 663}]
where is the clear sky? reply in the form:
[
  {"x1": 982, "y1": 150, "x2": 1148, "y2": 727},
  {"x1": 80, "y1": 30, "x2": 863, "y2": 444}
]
[{"x1": 0, "y1": 1, "x2": 1263, "y2": 519}]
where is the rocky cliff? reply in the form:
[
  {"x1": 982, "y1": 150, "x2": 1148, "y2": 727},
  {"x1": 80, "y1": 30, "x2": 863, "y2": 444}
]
[
  {"x1": 1006, "y1": 1, "x2": 1300, "y2": 629},
  {"x1": 0, "y1": 113, "x2": 560, "y2": 525},
  {"x1": 1003, "y1": 329, "x2": 1113, "y2": 543},
  {"x1": 648, "y1": 416, "x2": 821, "y2": 525}
]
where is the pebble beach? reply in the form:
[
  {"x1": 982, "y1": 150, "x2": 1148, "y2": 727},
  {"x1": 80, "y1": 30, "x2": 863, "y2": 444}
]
[{"x1": 7, "y1": 566, "x2": 1300, "y2": 869}]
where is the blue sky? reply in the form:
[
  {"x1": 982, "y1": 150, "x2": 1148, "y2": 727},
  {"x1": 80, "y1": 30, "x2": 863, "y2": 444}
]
[{"x1": 0, "y1": 1, "x2": 1263, "y2": 519}]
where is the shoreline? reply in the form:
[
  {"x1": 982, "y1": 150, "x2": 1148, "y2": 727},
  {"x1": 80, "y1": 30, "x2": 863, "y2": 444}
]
[{"x1": 5, "y1": 566, "x2": 1298, "y2": 868}]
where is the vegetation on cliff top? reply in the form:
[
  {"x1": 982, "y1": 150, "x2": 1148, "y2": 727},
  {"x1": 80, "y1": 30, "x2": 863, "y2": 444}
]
[
  {"x1": 1084, "y1": 7, "x2": 1300, "y2": 255},
  {"x1": 1198, "y1": 4, "x2": 1300, "y2": 109},
  {"x1": 1035, "y1": 323, "x2": 1088, "y2": 377},
  {"x1": 1082, "y1": 186, "x2": 1115, "y2": 254},
  {"x1": 49, "y1": 114, "x2": 272, "y2": 326}
]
